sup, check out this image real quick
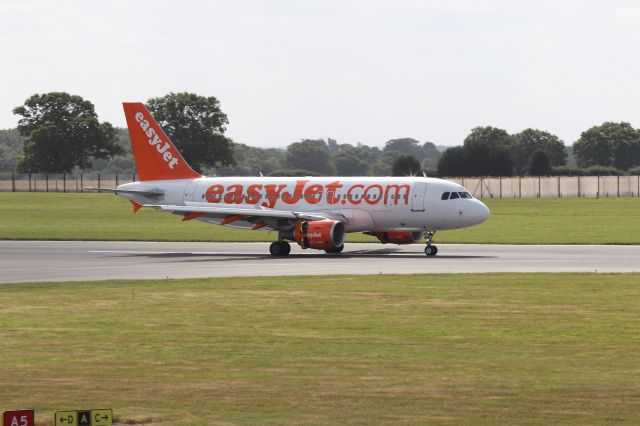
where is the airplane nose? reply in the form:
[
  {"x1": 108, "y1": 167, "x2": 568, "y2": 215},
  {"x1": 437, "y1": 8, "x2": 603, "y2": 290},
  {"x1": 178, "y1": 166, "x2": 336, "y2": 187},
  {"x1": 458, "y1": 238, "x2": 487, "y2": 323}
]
[{"x1": 475, "y1": 200, "x2": 490, "y2": 224}]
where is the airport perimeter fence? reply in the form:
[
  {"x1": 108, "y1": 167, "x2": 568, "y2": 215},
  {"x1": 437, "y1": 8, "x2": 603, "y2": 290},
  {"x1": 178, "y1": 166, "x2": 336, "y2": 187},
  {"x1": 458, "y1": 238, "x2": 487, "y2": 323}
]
[
  {"x1": 1, "y1": 173, "x2": 640, "y2": 199},
  {"x1": 0, "y1": 172, "x2": 137, "y2": 193}
]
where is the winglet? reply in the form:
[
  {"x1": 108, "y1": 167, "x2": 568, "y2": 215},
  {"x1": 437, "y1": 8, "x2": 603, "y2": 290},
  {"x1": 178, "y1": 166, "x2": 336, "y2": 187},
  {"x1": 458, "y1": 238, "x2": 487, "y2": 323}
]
[
  {"x1": 130, "y1": 200, "x2": 143, "y2": 213},
  {"x1": 122, "y1": 102, "x2": 201, "y2": 181}
]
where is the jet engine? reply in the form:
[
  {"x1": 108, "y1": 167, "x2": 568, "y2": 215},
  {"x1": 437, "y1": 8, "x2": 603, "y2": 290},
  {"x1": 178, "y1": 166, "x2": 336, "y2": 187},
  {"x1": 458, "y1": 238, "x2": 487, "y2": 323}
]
[
  {"x1": 376, "y1": 231, "x2": 423, "y2": 244},
  {"x1": 294, "y1": 219, "x2": 345, "y2": 251}
]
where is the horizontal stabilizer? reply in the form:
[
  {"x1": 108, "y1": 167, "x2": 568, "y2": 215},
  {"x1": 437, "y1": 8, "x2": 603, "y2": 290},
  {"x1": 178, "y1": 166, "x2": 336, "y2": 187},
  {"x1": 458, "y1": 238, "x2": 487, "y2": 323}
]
[{"x1": 83, "y1": 187, "x2": 164, "y2": 197}]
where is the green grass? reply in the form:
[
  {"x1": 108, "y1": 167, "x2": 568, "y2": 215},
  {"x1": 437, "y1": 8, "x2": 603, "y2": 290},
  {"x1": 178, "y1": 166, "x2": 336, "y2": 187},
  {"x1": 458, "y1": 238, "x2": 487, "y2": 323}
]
[
  {"x1": 2, "y1": 273, "x2": 640, "y2": 425},
  {"x1": 1, "y1": 193, "x2": 640, "y2": 244}
]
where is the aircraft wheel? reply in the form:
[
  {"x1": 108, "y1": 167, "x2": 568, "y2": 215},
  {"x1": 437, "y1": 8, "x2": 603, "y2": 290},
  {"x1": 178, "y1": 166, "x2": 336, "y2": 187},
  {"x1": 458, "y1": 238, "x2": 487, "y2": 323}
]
[
  {"x1": 425, "y1": 245, "x2": 437, "y2": 257},
  {"x1": 270, "y1": 241, "x2": 291, "y2": 257},
  {"x1": 325, "y1": 244, "x2": 344, "y2": 254},
  {"x1": 281, "y1": 241, "x2": 291, "y2": 256}
]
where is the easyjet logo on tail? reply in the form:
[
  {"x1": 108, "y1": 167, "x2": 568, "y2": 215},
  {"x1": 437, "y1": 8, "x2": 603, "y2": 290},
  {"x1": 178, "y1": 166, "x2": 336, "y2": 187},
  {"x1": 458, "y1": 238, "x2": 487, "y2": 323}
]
[{"x1": 134, "y1": 112, "x2": 179, "y2": 169}]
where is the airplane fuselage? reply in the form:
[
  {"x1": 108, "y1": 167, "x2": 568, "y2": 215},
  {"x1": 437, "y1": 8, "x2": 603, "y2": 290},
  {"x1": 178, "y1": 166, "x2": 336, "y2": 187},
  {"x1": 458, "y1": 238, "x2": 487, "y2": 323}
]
[{"x1": 117, "y1": 176, "x2": 489, "y2": 233}]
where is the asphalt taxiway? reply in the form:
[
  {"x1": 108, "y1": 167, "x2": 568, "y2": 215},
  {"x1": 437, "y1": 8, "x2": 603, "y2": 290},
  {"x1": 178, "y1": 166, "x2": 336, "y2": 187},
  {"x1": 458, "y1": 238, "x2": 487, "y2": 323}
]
[{"x1": 1, "y1": 241, "x2": 639, "y2": 283}]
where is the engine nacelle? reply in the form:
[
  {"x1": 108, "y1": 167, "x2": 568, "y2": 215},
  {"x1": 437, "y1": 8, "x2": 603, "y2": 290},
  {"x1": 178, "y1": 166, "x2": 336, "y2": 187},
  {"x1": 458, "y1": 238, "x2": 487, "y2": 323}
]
[
  {"x1": 376, "y1": 231, "x2": 423, "y2": 245},
  {"x1": 295, "y1": 220, "x2": 345, "y2": 250}
]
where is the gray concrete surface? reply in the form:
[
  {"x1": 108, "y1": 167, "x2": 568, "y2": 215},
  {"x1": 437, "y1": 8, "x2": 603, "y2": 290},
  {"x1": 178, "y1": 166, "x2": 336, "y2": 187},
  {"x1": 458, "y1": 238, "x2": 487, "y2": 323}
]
[{"x1": 1, "y1": 241, "x2": 639, "y2": 283}]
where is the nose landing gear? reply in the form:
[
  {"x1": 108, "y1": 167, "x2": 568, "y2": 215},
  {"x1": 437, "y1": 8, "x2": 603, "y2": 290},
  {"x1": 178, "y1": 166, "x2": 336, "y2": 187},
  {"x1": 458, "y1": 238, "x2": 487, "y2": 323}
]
[{"x1": 424, "y1": 230, "x2": 438, "y2": 257}]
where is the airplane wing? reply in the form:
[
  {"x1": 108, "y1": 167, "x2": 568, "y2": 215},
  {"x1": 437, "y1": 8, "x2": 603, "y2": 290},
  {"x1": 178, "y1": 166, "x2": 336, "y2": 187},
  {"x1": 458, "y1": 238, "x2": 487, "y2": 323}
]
[{"x1": 144, "y1": 203, "x2": 347, "y2": 227}]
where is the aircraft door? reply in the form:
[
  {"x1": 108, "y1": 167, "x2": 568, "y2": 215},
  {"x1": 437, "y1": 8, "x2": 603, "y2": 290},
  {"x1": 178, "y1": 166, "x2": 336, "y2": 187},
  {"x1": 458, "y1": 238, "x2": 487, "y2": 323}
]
[{"x1": 411, "y1": 182, "x2": 427, "y2": 212}]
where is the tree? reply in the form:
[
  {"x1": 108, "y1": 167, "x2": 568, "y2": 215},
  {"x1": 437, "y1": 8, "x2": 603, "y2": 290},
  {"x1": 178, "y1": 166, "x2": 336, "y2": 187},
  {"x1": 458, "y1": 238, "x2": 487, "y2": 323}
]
[
  {"x1": 573, "y1": 122, "x2": 640, "y2": 170},
  {"x1": 384, "y1": 138, "x2": 424, "y2": 160},
  {"x1": 285, "y1": 139, "x2": 335, "y2": 175},
  {"x1": 13, "y1": 92, "x2": 122, "y2": 173},
  {"x1": 217, "y1": 143, "x2": 284, "y2": 176},
  {"x1": 392, "y1": 155, "x2": 421, "y2": 176},
  {"x1": 464, "y1": 126, "x2": 513, "y2": 150},
  {"x1": 529, "y1": 150, "x2": 552, "y2": 176},
  {"x1": 463, "y1": 142, "x2": 513, "y2": 177},
  {"x1": 146, "y1": 92, "x2": 234, "y2": 173},
  {"x1": 513, "y1": 129, "x2": 566, "y2": 174},
  {"x1": 437, "y1": 146, "x2": 465, "y2": 176},
  {"x1": 420, "y1": 141, "x2": 442, "y2": 171},
  {"x1": 462, "y1": 126, "x2": 514, "y2": 176},
  {"x1": 333, "y1": 145, "x2": 370, "y2": 176},
  {"x1": 0, "y1": 129, "x2": 25, "y2": 172}
]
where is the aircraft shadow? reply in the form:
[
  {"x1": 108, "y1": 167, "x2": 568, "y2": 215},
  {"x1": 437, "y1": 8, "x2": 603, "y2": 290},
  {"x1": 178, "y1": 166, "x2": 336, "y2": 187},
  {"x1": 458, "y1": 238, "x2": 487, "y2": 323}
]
[{"x1": 110, "y1": 251, "x2": 495, "y2": 261}]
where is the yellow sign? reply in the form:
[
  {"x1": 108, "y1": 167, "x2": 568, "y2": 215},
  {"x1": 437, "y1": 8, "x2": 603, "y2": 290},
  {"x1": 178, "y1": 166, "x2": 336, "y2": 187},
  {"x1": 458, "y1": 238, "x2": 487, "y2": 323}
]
[
  {"x1": 91, "y1": 409, "x2": 112, "y2": 426},
  {"x1": 54, "y1": 411, "x2": 77, "y2": 426},
  {"x1": 54, "y1": 409, "x2": 112, "y2": 426}
]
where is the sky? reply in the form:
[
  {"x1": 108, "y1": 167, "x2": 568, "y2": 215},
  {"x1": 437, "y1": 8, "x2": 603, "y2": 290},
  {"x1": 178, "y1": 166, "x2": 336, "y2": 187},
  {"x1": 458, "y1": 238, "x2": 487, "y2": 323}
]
[{"x1": 1, "y1": 0, "x2": 639, "y2": 148}]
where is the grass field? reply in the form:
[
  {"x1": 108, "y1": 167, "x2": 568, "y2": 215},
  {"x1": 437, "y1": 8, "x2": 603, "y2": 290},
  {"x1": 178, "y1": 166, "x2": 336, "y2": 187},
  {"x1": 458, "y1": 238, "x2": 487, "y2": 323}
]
[
  {"x1": 1, "y1": 273, "x2": 640, "y2": 425},
  {"x1": 1, "y1": 193, "x2": 640, "y2": 244}
]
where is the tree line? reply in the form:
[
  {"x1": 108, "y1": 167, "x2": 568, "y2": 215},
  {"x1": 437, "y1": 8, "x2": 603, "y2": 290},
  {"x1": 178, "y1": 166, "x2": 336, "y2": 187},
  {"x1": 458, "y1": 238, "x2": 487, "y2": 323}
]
[
  {"x1": 437, "y1": 124, "x2": 640, "y2": 177},
  {"x1": 1, "y1": 91, "x2": 640, "y2": 177}
]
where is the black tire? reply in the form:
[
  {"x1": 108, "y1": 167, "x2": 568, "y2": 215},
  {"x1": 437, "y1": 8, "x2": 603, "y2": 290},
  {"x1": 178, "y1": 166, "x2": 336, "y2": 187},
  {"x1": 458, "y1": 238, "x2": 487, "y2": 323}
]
[
  {"x1": 325, "y1": 244, "x2": 344, "y2": 254},
  {"x1": 270, "y1": 241, "x2": 291, "y2": 257},
  {"x1": 269, "y1": 242, "x2": 281, "y2": 257},
  {"x1": 425, "y1": 245, "x2": 436, "y2": 257},
  {"x1": 281, "y1": 242, "x2": 291, "y2": 256}
]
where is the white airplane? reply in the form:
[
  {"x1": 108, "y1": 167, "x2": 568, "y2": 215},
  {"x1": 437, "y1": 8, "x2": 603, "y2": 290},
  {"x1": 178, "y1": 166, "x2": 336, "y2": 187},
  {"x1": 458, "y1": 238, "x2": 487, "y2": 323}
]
[{"x1": 96, "y1": 103, "x2": 489, "y2": 257}]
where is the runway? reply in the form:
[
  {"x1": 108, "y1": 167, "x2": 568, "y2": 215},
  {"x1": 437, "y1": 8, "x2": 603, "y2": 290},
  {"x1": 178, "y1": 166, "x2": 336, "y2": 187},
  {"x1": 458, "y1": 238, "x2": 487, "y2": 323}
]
[{"x1": 1, "y1": 241, "x2": 639, "y2": 283}]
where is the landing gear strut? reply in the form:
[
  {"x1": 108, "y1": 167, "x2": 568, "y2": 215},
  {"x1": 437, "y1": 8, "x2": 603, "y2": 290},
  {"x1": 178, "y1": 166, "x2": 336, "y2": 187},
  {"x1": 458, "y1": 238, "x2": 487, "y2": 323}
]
[
  {"x1": 424, "y1": 230, "x2": 438, "y2": 257},
  {"x1": 269, "y1": 241, "x2": 291, "y2": 257}
]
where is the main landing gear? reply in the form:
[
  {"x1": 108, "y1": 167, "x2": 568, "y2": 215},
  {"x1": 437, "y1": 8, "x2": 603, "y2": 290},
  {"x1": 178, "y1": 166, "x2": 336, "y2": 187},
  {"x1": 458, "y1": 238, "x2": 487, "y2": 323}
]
[
  {"x1": 424, "y1": 230, "x2": 438, "y2": 257},
  {"x1": 269, "y1": 241, "x2": 291, "y2": 257}
]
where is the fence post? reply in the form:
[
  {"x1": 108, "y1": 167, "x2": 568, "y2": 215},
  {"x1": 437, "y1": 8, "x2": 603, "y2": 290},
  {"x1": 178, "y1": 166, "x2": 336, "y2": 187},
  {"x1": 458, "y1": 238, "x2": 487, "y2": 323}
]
[
  {"x1": 115, "y1": 172, "x2": 119, "y2": 188},
  {"x1": 557, "y1": 176, "x2": 561, "y2": 198},
  {"x1": 480, "y1": 177, "x2": 483, "y2": 198},
  {"x1": 46, "y1": 174, "x2": 49, "y2": 192},
  {"x1": 518, "y1": 177, "x2": 522, "y2": 198},
  {"x1": 617, "y1": 175, "x2": 620, "y2": 197},
  {"x1": 577, "y1": 176, "x2": 580, "y2": 197},
  {"x1": 133, "y1": 172, "x2": 136, "y2": 182},
  {"x1": 63, "y1": 173, "x2": 66, "y2": 193},
  {"x1": 597, "y1": 176, "x2": 600, "y2": 199},
  {"x1": 499, "y1": 178, "x2": 502, "y2": 198},
  {"x1": 80, "y1": 173, "x2": 83, "y2": 193},
  {"x1": 28, "y1": 173, "x2": 32, "y2": 192},
  {"x1": 538, "y1": 177, "x2": 541, "y2": 198},
  {"x1": 11, "y1": 172, "x2": 15, "y2": 192},
  {"x1": 98, "y1": 173, "x2": 101, "y2": 190},
  {"x1": 33, "y1": 175, "x2": 36, "y2": 192}
]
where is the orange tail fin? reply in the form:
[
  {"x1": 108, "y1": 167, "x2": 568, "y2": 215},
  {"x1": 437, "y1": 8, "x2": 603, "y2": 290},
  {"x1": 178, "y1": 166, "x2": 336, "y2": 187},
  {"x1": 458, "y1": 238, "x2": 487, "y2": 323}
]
[{"x1": 123, "y1": 102, "x2": 201, "y2": 181}]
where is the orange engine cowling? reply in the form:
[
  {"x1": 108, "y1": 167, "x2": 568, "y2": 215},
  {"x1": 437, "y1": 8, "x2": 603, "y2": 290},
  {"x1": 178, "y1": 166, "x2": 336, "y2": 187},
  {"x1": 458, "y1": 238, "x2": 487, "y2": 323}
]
[
  {"x1": 295, "y1": 220, "x2": 346, "y2": 250},
  {"x1": 376, "y1": 231, "x2": 423, "y2": 244}
]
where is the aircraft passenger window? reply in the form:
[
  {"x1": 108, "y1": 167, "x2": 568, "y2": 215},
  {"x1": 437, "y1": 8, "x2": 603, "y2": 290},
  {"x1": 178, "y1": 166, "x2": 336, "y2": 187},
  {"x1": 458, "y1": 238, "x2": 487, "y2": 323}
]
[
  {"x1": 441, "y1": 192, "x2": 450, "y2": 200},
  {"x1": 450, "y1": 192, "x2": 460, "y2": 199}
]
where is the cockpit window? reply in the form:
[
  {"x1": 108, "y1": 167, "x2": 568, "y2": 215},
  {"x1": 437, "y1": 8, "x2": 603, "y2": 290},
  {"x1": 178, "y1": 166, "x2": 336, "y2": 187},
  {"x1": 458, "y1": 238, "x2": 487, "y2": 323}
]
[
  {"x1": 441, "y1": 192, "x2": 450, "y2": 200},
  {"x1": 458, "y1": 192, "x2": 472, "y2": 199},
  {"x1": 449, "y1": 192, "x2": 460, "y2": 199}
]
